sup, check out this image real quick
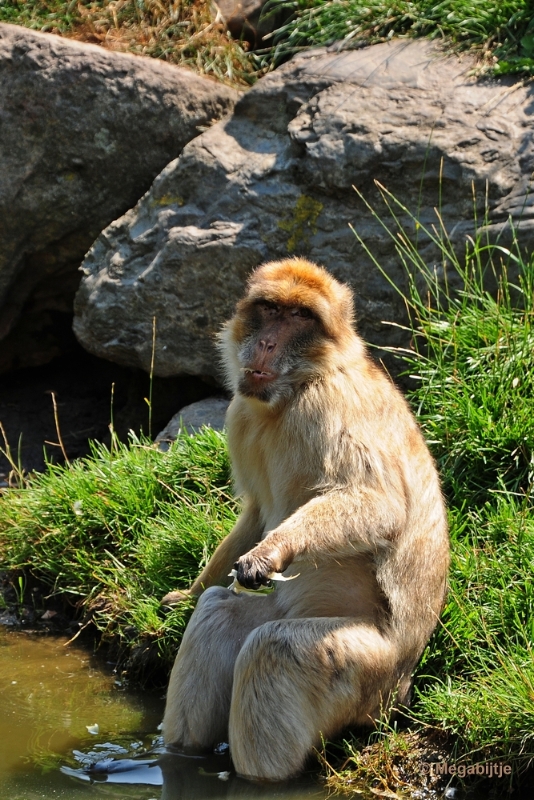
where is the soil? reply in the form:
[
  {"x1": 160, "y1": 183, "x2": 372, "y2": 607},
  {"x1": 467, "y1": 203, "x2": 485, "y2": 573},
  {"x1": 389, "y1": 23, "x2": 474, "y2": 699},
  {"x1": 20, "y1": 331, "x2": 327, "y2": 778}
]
[{"x1": 0, "y1": 332, "x2": 217, "y2": 485}]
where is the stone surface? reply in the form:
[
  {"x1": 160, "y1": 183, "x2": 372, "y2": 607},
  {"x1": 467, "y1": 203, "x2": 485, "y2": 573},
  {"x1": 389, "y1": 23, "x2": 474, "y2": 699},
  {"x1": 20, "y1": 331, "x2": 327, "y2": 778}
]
[
  {"x1": 0, "y1": 23, "x2": 239, "y2": 372},
  {"x1": 156, "y1": 396, "x2": 230, "y2": 446},
  {"x1": 74, "y1": 40, "x2": 534, "y2": 379}
]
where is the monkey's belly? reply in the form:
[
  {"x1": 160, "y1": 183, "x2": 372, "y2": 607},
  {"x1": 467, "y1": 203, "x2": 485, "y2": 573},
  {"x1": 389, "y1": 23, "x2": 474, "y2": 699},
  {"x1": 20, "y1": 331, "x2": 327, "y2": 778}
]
[{"x1": 272, "y1": 556, "x2": 384, "y2": 623}]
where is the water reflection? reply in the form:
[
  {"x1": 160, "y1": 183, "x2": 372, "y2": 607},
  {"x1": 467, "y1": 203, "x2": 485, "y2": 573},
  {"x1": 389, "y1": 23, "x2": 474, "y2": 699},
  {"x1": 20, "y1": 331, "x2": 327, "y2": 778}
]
[
  {"x1": 0, "y1": 629, "x2": 327, "y2": 800},
  {"x1": 160, "y1": 754, "x2": 324, "y2": 800},
  {"x1": 63, "y1": 751, "x2": 325, "y2": 800}
]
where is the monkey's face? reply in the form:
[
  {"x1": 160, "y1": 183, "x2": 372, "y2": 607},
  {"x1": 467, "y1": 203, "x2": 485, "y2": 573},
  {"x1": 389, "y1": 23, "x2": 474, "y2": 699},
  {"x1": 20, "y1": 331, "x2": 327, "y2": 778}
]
[
  {"x1": 236, "y1": 300, "x2": 322, "y2": 404},
  {"x1": 218, "y1": 258, "x2": 357, "y2": 403}
]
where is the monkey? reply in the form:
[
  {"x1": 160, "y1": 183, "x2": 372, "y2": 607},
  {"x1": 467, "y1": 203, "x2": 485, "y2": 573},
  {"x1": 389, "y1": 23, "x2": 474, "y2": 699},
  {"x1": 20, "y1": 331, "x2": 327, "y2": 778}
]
[{"x1": 161, "y1": 258, "x2": 449, "y2": 782}]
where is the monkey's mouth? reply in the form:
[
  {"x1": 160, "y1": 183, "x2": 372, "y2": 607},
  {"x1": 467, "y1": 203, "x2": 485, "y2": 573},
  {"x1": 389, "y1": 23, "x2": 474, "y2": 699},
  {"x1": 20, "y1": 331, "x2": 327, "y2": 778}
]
[{"x1": 243, "y1": 368, "x2": 276, "y2": 382}]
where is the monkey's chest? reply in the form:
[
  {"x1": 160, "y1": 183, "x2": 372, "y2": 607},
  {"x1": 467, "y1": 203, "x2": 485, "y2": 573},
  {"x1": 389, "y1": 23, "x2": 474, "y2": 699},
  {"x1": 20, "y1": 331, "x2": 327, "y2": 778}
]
[
  {"x1": 232, "y1": 426, "x2": 322, "y2": 528},
  {"x1": 228, "y1": 406, "x2": 330, "y2": 532}
]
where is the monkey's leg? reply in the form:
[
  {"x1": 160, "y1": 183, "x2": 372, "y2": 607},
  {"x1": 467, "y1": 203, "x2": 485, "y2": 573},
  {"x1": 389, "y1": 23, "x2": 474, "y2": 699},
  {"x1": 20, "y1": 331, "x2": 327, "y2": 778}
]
[
  {"x1": 163, "y1": 586, "x2": 280, "y2": 751},
  {"x1": 229, "y1": 617, "x2": 398, "y2": 781}
]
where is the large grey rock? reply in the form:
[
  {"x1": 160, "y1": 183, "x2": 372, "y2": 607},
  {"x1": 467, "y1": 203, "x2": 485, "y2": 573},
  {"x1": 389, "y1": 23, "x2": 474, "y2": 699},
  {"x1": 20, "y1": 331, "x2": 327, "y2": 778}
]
[
  {"x1": 74, "y1": 40, "x2": 534, "y2": 379},
  {"x1": 0, "y1": 23, "x2": 239, "y2": 372}
]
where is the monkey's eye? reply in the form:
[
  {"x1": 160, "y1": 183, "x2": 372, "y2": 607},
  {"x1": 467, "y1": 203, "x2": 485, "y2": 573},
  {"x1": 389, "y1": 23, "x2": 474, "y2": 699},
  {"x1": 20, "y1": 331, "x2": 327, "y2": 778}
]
[
  {"x1": 259, "y1": 301, "x2": 280, "y2": 315},
  {"x1": 293, "y1": 307, "x2": 314, "y2": 319}
]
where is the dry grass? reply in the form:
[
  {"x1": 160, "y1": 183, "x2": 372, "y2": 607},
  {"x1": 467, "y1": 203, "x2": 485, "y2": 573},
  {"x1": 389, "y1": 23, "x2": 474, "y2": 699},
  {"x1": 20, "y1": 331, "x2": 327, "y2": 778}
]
[
  {"x1": 0, "y1": 0, "x2": 262, "y2": 85},
  {"x1": 321, "y1": 729, "x2": 450, "y2": 798}
]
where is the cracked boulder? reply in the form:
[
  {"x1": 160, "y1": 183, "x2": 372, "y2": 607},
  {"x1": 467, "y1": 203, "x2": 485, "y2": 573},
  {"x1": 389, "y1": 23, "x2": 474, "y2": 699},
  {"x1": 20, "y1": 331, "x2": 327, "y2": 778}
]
[
  {"x1": 0, "y1": 23, "x2": 239, "y2": 372},
  {"x1": 74, "y1": 39, "x2": 534, "y2": 380}
]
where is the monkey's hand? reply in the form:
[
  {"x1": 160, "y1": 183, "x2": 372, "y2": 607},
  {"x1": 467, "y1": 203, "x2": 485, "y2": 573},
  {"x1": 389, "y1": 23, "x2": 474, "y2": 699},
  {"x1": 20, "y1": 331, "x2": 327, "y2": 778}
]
[
  {"x1": 233, "y1": 545, "x2": 286, "y2": 591},
  {"x1": 160, "y1": 588, "x2": 193, "y2": 607}
]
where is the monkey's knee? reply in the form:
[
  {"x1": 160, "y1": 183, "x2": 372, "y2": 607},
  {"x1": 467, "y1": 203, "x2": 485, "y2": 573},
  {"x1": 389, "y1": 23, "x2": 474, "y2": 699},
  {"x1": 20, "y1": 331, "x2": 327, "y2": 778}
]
[
  {"x1": 194, "y1": 584, "x2": 234, "y2": 611},
  {"x1": 178, "y1": 586, "x2": 238, "y2": 643},
  {"x1": 162, "y1": 586, "x2": 240, "y2": 750},
  {"x1": 228, "y1": 620, "x2": 400, "y2": 781},
  {"x1": 228, "y1": 622, "x2": 324, "y2": 781}
]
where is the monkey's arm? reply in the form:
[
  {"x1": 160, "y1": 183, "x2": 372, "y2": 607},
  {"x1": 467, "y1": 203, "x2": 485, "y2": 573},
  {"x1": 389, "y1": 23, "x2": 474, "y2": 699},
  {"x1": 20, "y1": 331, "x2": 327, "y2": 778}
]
[
  {"x1": 234, "y1": 485, "x2": 407, "y2": 590},
  {"x1": 162, "y1": 501, "x2": 264, "y2": 604}
]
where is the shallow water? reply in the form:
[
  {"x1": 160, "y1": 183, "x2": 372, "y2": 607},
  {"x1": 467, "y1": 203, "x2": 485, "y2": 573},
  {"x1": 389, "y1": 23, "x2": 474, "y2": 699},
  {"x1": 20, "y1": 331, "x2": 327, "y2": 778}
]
[
  {"x1": 0, "y1": 628, "x2": 163, "y2": 798},
  {"x1": 0, "y1": 629, "x2": 326, "y2": 800}
]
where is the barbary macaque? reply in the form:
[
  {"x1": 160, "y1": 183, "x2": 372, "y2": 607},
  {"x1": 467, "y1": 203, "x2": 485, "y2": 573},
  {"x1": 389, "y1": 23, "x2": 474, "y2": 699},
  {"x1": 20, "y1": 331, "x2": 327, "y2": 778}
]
[{"x1": 162, "y1": 258, "x2": 449, "y2": 782}]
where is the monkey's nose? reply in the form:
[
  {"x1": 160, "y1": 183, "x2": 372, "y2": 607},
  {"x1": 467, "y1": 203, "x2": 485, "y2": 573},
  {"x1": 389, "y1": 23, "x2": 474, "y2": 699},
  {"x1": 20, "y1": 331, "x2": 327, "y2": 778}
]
[{"x1": 259, "y1": 339, "x2": 276, "y2": 353}]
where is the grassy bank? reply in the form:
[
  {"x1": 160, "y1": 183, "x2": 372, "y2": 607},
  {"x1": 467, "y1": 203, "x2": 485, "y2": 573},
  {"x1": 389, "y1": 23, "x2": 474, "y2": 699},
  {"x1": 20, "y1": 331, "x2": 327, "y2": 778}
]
[
  {"x1": 262, "y1": 0, "x2": 534, "y2": 74},
  {"x1": 0, "y1": 0, "x2": 532, "y2": 85},
  {"x1": 408, "y1": 256, "x2": 534, "y2": 786},
  {"x1": 0, "y1": 428, "x2": 237, "y2": 680}
]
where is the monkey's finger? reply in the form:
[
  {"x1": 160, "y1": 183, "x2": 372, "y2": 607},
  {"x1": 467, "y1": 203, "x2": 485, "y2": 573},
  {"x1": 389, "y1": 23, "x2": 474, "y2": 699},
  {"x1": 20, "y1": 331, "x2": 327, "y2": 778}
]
[
  {"x1": 232, "y1": 561, "x2": 257, "y2": 588},
  {"x1": 228, "y1": 576, "x2": 275, "y2": 596},
  {"x1": 160, "y1": 588, "x2": 192, "y2": 607},
  {"x1": 230, "y1": 565, "x2": 271, "y2": 591},
  {"x1": 239, "y1": 569, "x2": 263, "y2": 590}
]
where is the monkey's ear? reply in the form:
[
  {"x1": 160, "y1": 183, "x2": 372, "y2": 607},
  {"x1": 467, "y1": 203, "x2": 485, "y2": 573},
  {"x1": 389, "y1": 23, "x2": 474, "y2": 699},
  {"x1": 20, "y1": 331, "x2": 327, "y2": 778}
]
[
  {"x1": 215, "y1": 322, "x2": 242, "y2": 393},
  {"x1": 323, "y1": 282, "x2": 356, "y2": 339}
]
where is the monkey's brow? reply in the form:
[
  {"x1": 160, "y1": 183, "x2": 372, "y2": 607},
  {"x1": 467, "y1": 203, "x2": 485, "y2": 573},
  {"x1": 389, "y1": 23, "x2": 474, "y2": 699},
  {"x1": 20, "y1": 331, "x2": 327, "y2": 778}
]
[
  {"x1": 253, "y1": 298, "x2": 279, "y2": 307},
  {"x1": 254, "y1": 299, "x2": 316, "y2": 316}
]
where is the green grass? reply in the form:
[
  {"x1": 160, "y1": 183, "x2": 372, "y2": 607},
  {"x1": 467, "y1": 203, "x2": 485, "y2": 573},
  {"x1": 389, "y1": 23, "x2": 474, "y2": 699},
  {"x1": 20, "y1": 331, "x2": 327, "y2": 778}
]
[
  {"x1": 0, "y1": 427, "x2": 237, "y2": 680},
  {"x1": 260, "y1": 0, "x2": 534, "y2": 74},
  {"x1": 415, "y1": 499, "x2": 534, "y2": 767},
  {"x1": 338, "y1": 190, "x2": 534, "y2": 790},
  {"x1": 407, "y1": 243, "x2": 534, "y2": 773}
]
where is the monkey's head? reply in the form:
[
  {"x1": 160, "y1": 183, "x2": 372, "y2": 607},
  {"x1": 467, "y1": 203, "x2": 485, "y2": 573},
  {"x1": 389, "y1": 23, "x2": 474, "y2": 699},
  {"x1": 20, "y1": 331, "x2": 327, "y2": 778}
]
[{"x1": 219, "y1": 258, "x2": 358, "y2": 405}]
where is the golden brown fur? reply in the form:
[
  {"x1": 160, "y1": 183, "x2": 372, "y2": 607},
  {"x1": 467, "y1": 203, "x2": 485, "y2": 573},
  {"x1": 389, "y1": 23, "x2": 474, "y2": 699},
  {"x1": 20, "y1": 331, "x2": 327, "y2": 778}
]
[{"x1": 162, "y1": 258, "x2": 449, "y2": 781}]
